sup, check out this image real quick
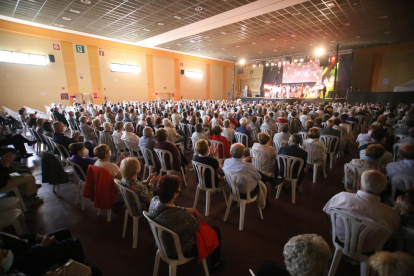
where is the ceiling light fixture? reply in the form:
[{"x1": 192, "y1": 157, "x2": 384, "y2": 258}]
[
  {"x1": 157, "y1": 22, "x2": 165, "y2": 26},
  {"x1": 239, "y1": 59, "x2": 245, "y2": 65},
  {"x1": 221, "y1": 48, "x2": 226, "y2": 50},
  {"x1": 265, "y1": 63, "x2": 269, "y2": 66},
  {"x1": 263, "y1": 20, "x2": 271, "y2": 24},
  {"x1": 204, "y1": 36, "x2": 209, "y2": 39},
  {"x1": 174, "y1": 15, "x2": 181, "y2": 19},
  {"x1": 70, "y1": 9, "x2": 80, "y2": 13},
  {"x1": 384, "y1": 31, "x2": 391, "y2": 34},
  {"x1": 143, "y1": 28, "x2": 150, "y2": 31},
  {"x1": 315, "y1": 48, "x2": 325, "y2": 56},
  {"x1": 81, "y1": 0, "x2": 91, "y2": 4},
  {"x1": 291, "y1": 34, "x2": 296, "y2": 37},
  {"x1": 352, "y1": 2, "x2": 359, "y2": 6},
  {"x1": 252, "y1": 42, "x2": 256, "y2": 44},
  {"x1": 290, "y1": 46, "x2": 295, "y2": 49},
  {"x1": 165, "y1": 47, "x2": 170, "y2": 49},
  {"x1": 177, "y1": 44, "x2": 181, "y2": 45},
  {"x1": 55, "y1": 24, "x2": 64, "y2": 27},
  {"x1": 253, "y1": 64, "x2": 256, "y2": 68},
  {"x1": 195, "y1": 6, "x2": 203, "y2": 11},
  {"x1": 300, "y1": 58, "x2": 304, "y2": 62},
  {"x1": 294, "y1": 59, "x2": 298, "y2": 63},
  {"x1": 258, "y1": 52, "x2": 262, "y2": 53},
  {"x1": 325, "y1": 1, "x2": 336, "y2": 8},
  {"x1": 273, "y1": 49, "x2": 277, "y2": 51},
  {"x1": 62, "y1": 17, "x2": 71, "y2": 21},
  {"x1": 189, "y1": 40, "x2": 195, "y2": 43},
  {"x1": 271, "y1": 62, "x2": 275, "y2": 66},
  {"x1": 344, "y1": 23, "x2": 351, "y2": 26},
  {"x1": 355, "y1": 35, "x2": 361, "y2": 38},
  {"x1": 331, "y1": 40, "x2": 336, "y2": 42},
  {"x1": 379, "y1": 15, "x2": 388, "y2": 19},
  {"x1": 270, "y1": 38, "x2": 275, "y2": 41},
  {"x1": 221, "y1": 32, "x2": 226, "y2": 35},
  {"x1": 291, "y1": 11, "x2": 301, "y2": 16}
]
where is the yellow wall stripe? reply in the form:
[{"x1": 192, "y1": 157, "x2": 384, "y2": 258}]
[
  {"x1": 174, "y1": 59, "x2": 181, "y2": 101},
  {"x1": 206, "y1": 64, "x2": 211, "y2": 99},
  {"x1": 146, "y1": 54, "x2": 155, "y2": 101},
  {"x1": 61, "y1": 41, "x2": 79, "y2": 105},
  {"x1": 86, "y1": 45, "x2": 103, "y2": 104},
  {"x1": 222, "y1": 66, "x2": 227, "y2": 99}
]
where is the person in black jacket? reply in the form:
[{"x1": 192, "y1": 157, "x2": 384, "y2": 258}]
[
  {"x1": 278, "y1": 134, "x2": 308, "y2": 186},
  {"x1": 52, "y1": 107, "x2": 68, "y2": 127}
]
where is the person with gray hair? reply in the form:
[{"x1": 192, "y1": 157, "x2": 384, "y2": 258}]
[
  {"x1": 139, "y1": 127, "x2": 157, "y2": 166},
  {"x1": 386, "y1": 143, "x2": 414, "y2": 192},
  {"x1": 260, "y1": 115, "x2": 278, "y2": 137},
  {"x1": 92, "y1": 118, "x2": 104, "y2": 131},
  {"x1": 257, "y1": 234, "x2": 331, "y2": 276},
  {"x1": 323, "y1": 170, "x2": 400, "y2": 251},
  {"x1": 102, "y1": 122, "x2": 113, "y2": 134},
  {"x1": 222, "y1": 119, "x2": 235, "y2": 143},
  {"x1": 235, "y1": 117, "x2": 253, "y2": 147},
  {"x1": 121, "y1": 122, "x2": 140, "y2": 144},
  {"x1": 79, "y1": 116, "x2": 96, "y2": 141}
]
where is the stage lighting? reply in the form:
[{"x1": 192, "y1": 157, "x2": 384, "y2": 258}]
[
  {"x1": 271, "y1": 62, "x2": 274, "y2": 66},
  {"x1": 309, "y1": 59, "x2": 313, "y2": 63},
  {"x1": 253, "y1": 64, "x2": 256, "y2": 68},
  {"x1": 265, "y1": 63, "x2": 269, "y2": 66},
  {"x1": 300, "y1": 58, "x2": 304, "y2": 62},
  {"x1": 257, "y1": 63, "x2": 261, "y2": 67},
  {"x1": 294, "y1": 59, "x2": 298, "y2": 63},
  {"x1": 315, "y1": 48, "x2": 325, "y2": 56},
  {"x1": 283, "y1": 61, "x2": 286, "y2": 65},
  {"x1": 278, "y1": 62, "x2": 282, "y2": 67},
  {"x1": 239, "y1": 59, "x2": 246, "y2": 65}
]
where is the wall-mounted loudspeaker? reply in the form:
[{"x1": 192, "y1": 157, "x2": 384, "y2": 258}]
[
  {"x1": 180, "y1": 69, "x2": 184, "y2": 75},
  {"x1": 49, "y1": 55, "x2": 55, "y2": 63},
  {"x1": 237, "y1": 66, "x2": 243, "y2": 74}
]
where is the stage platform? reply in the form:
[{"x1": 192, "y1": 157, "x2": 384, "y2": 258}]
[{"x1": 237, "y1": 97, "x2": 347, "y2": 105}]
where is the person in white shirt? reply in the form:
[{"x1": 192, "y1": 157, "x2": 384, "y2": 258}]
[
  {"x1": 273, "y1": 124, "x2": 291, "y2": 142},
  {"x1": 323, "y1": 170, "x2": 400, "y2": 252},
  {"x1": 191, "y1": 123, "x2": 209, "y2": 141},
  {"x1": 399, "y1": 127, "x2": 414, "y2": 145},
  {"x1": 299, "y1": 110, "x2": 312, "y2": 128},
  {"x1": 260, "y1": 115, "x2": 278, "y2": 137},
  {"x1": 121, "y1": 122, "x2": 140, "y2": 144},
  {"x1": 386, "y1": 144, "x2": 414, "y2": 192},
  {"x1": 302, "y1": 128, "x2": 327, "y2": 163},
  {"x1": 222, "y1": 119, "x2": 235, "y2": 143},
  {"x1": 93, "y1": 144, "x2": 124, "y2": 180},
  {"x1": 252, "y1": 132, "x2": 277, "y2": 174},
  {"x1": 171, "y1": 109, "x2": 182, "y2": 126}
]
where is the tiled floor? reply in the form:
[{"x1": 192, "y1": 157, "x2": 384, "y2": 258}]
[{"x1": 20, "y1": 141, "x2": 359, "y2": 276}]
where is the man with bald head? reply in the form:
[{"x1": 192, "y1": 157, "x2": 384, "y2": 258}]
[
  {"x1": 323, "y1": 170, "x2": 400, "y2": 251},
  {"x1": 52, "y1": 121, "x2": 81, "y2": 153},
  {"x1": 386, "y1": 144, "x2": 414, "y2": 192}
]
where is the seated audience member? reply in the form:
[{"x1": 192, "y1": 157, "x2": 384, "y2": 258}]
[
  {"x1": 0, "y1": 152, "x2": 43, "y2": 206},
  {"x1": 52, "y1": 121, "x2": 82, "y2": 155},
  {"x1": 35, "y1": 118, "x2": 45, "y2": 135},
  {"x1": 277, "y1": 112, "x2": 287, "y2": 123},
  {"x1": 115, "y1": 108, "x2": 124, "y2": 122},
  {"x1": 323, "y1": 170, "x2": 400, "y2": 251},
  {"x1": 356, "y1": 124, "x2": 383, "y2": 147},
  {"x1": 194, "y1": 139, "x2": 225, "y2": 188},
  {"x1": 257, "y1": 234, "x2": 331, "y2": 276},
  {"x1": 395, "y1": 118, "x2": 414, "y2": 135},
  {"x1": 145, "y1": 116, "x2": 154, "y2": 130},
  {"x1": 299, "y1": 120, "x2": 314, "y2": 133},
  {"x1": 192, "y1": 123, "x2": 209, "y2": 141},
  {"x1": 386, "y1": 144, "x2": 414, "y2": 193},
  {"x1": 0, "y1": 126, "x2": 36, "y2": 158},
  {"x1": 93, "y1": 144, "x2": 124, "y2": 180},
  {"x1": 104, "y1": 106, "x2": 115, "y2": 124},
  {"x1": 52, "y1": 107, "x2": 69, "y2": 126},
  {"x1": 121, "y1": 122, "x2": 140, "y2": 144},
  {"x1": 69, "y1": 142, "x2": 96, "y2": 180},
  {"x1": 154, "y1": 128, "x2": 191, "y2": 173},
  {"x1": 43, "y1": 121, "x2": 54, "y2": 138},
  {"x1": 154, "y1": 117, "x2": 164, "y2": 129},
  {"x1": 397, "y1": 188, "x2": 414, "y2": 229},
  {"x1": 288, "y1": 111, "x2": 302, "y2": 134},
  {"x1": 302, "y1": 128, "x2": 328, "y2": 162},
  {"x1": 148, "y1": 175, "x2": 223, "y2": 269},
  {"x1": 278, "y1": 134, "x2": 307, "y2": 186},
  {"x1": 92, "y1": 118, "x2": 104, "y2": 131},
  {"x1": 79, "y1": 116, "x2": 96, "y2": 140},
  {"x1": 344, "y1": 144, "x2": 386, "y2": 191},
  {"x1": 171, "y1": 109, "x2": 181, "y2": 126},
  {"x1": 400, "y1": 127, "x2": 414, "y2": 144},
  {"x1": 319, "y1": 119, "x2": 340, "y2": 148},
  {"x1": 209, "y1": 125, "x2": 231, "y2": 159},
  {"x1": 123, "y1": 112, "x2": 132, "y2": 122},
  {"x1": 164, "y1": 119, "x2": 189, "y2": 151},
  {"x1": 102, "y1": 122, "x2": 113, "y2": 135},
  {"x1": 313, "y1": 117, "x2": 324, "y2": 129},
  {"x1": 249, "y1": 116, "x2": 260, "y2": 132},
  {"x1": 273, "y1": 124, "x2": 290, "y2": 141},
  {"x1": 139, "y1": 127, "x2": 157, "y2": 166},
  {"x1": 0, "y1": 228, "x2": 92, "y2": 276},
  {"x1": 252, "y1": 132, "x2": 277, "y2": 176},
  {"x1": 211, "y1": 113, "x2": 222, "y2": 127},
  {"x1": 97, "y1": 109, "x2": 105, "y2": 124},
  {"x1": 299, "y1": 110, "x2": 312, "y2": 127},
  {"x1": 112, "y1": 121, "x2": 124, "y2": 140},
  {"x1": 120, "y1": 157, "x2": 160, "y2": 214},
  {"x1": 235, "y1": 118, "x2": 253, "y2": 147},
  {"x1": 222, "y1": 119, "x2": 235, "y2": 142},
  {"x1": 369, "y1": 251, "x2": 414, "y2": 276},
  {"x1": 346, "y1": 110, "x2": 359, "y2": 123},
  {"x1": 358, "y1": 129, "x2": 387, "y2": 156},
  {"x1": 260, "y1": 115, "x2": 278, "y2": 137}
]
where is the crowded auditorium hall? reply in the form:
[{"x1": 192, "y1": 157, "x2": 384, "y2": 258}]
[{"x1": 1, "y1": 0, "x2": 414, "y2": 275}]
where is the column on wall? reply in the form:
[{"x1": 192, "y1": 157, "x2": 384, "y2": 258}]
[
  {"x1": 60, "y1": 41, "x2": 79, "y2": 105},
  {"x1": 222, "y1": 67, "x2": 227, "y2": 99},
  {"x1": 235, "y1": 65, "x2": 240, "y2": 97},
  {"x1": 206, "y1": 64, "x2": 211, "y2": 99},
  {"x1": 146, "y1": 54, "x2": 155, "y2": 101},
  {"x1": 174, "y1": 59, "x2": 181, "y2": 101},
  {"x1": 87, "y1": 45, "x2": 103, "y2": 104},
  {"x1": 370, "y1": 53, "x2": 383, "y2": 92}
]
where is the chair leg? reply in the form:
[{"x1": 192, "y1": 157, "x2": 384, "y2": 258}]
[
  {"x1": 205, "y1": 191, "x2": 211, "y2": 216},
  {"x1": 180, "y1": 167, "x2": 188, "y2": 186},
  {"x1": 257, "y1": 200, "x2": 263, "y2": 219},
  {"x1": 133, "y1": 216, "x2": 139, "y2": 249},
  {"x1": 143, "y1": 165, "x2": 147, "y2": 180},
  {"x1": 202, "y1": 259, "x2": 210, "y2": 276},
  {"x1": 193, "y1": 186, "x2": 200, "y2": 209},
  {"x1": 223, "y1": 194, "x2": 233, "y2": 222},
  {"x1": 360, "y1": 261, "x2": 369, "y2": 276},
  {"x1": 276, "y1": 182, "x2": 284, "y2": 199},
  {"x1": 330, "y1": 153, "x2": 334, "y2": 169},
  {"x1": 222, "y1": 189, "x2": 227, "y2": 206},
  {"x1": 169, "y1": 264, "x2": 177, "y2": 276},
  {"x1": 239, "y1": 201, "x2": 246, "y2": 231},
  {"x1": 97, "y1": 208, "x2": 100, "y2": 216},
  {"x1": 76, "y1": 184, "x2": 80, "y2": 205},
  {"x1": 122, "y1": 210, "x2": 128, "y2": 238},
  {"x1": 107, "y1": 209, "x2": 112, "y2": 222},
  {"x1": 313, "y1": 164, "x2": 317, "y2": 183},
  {"x1": 13, "y1": 187, "x2": 27, "y2": 212},
  {"x1": 292, "y1": 181, "x2": 297, "y2": 204},
  {"x1": 328, "y1": 248, "x2": 343, "y2": 276},
  {"x1": 153, "y1": 251, "x2": 160, "y2": 276}
]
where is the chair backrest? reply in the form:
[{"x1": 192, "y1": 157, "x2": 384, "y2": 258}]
[
  {"x1": 277, "y1": 155, "x2": 304, "y2": 182},
  {"x1": 393, "y1": 123, "x2": 404, "y2": 130},
  {"x1": 179, "y1": 123, "x2": 187, "y2": 135},
  {"x1": 235, "y1": 132, "x2": 249, "y2": 148},
  {"x1": 343, "y1": 163, "x2": 366, "y2": 193},
  {"x1": 55, "y1": 143, "x2": 71, "y2": 165},
  {"x1": 355, "y1": 115, "x2": 366, "y2": 126},
  {"x1": 273, "y1": 139, "x2": 288, "y2": 152},
  {"x1": 250, "y1": 127, "x2": 258, "y2": 141},
  {"x1": 305, "y1": 144, "x2": 325, "y2": 164},
  {"x1": 210, "y1": 140, "x2": 225, "y2": 160},
  {"x1": 395, "y1": 134, "x2": 408, "y2": 143},
  {"x1": 393, "y1": 142, "x2": 402, "y2": 162},
  {"x1": 67, "y1": 158, "x2": 87, "y2": 182},
  {"x1": 143, "y1": 211, "x2": 187, "y2": 263},
  {"x1": 186, "y1": 124, "x2": 194, "y2": 137},
  {"x1": 115, "y1": 179, "x2": 143, "y2": 217},
  {"x1": 43, "y1": 135, "x2": 55, "y2": 151},
  {"x1": 256, "y1": 117, "x2": 263, "y2": 125},
  {"x1": 124, "y1": 141, "x2": 143, "y2": 159},
  {"x1": 383, "y1": 125, "x2": 392, "y2": 136},
  {"x1": 250, "y1": 148, "x2": 272, "y2": 174},
  {"x1": 320, "y1": 135, "x2": 339, "y2": 153},
  {"x1": 203, "y1": 126, "x2": 210, "y2": 136},
  {"x1": 223, "y1": 170, "x2": 254, "y2": 202},
  {"x1": 140, "y1": 146, "x2": 156, "y2": 168},
  {"x1": 154, "y1": 148, "x2": 174, "y2": 172},
  {"x1": 262, "y1": 128, "x2": 273, "y2": 136},
  {"x1": 113, "y1": 136, "x2": 129, "y2": 153},
  {"x1": 391, "y1": 175, "x2": 414, "y2": 201},
  {"x1": 329, "y1": 209, "x2": 392, "y2": 259},
  {"x1": 135, "y1": 124, "x2": 144, "y2": 137},
  {"x1": 299, "y1": 132, "x2": 308, "y2": 140},
  {"x1": 221, "y1": 130, "x2": 234, "y2": 144},
  {"x1": 276, "y1": 123, "x2": 284, "y2": 132},
  {"x1": 348, "y1": 121, "x2": 357, "y2": 131},
  {"x1": 192, "y1": 161, "x2": 217, "y2": 190}
]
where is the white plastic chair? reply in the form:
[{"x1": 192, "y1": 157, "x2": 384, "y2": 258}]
[
  {"x1": 261, "y1": 128, "x2": 273, "y2": 137},
  {"x1": 250, "y1": 148, "x2": 273, "y2": 176},
  {"x1": 140, "y1": 146, "x2": 157, "y2": 180},
  {"x1": 0, "y1": 209, "x2": 28, "y2": 234},
  {"x1": 343, "y1": 163, "x2": 367, "y2": 193},
  {"x1": 191, "y1": 137, "x2": 200, "y2": 159},
  {"x1": 51, "y1": 142, "x2": 76, "y2": 196},
  {"x1": 115, "y1": 179, "x2": 142, "y2": 249},
  {"x1": 276, "y1": 155, "x2": 304, "y2": 203},
  {"x1": 210, "y1": 140, "x2": 226, "y2": 163},
  {"x1": 234, "y1": 132, "x2": 249, "y2": 149},
  {"x1": 305, "y1": 144, "x2": 327, "y2": 183},
  {"x1": 222, "y1": 170, "x2": 263, "y2": 231},
  {"x1": 393, "y1": 142, "x2": 402, "y2": 162},
  {"x1": 273, "y1": 139, "x2": 288, "y2": 152},
  {"x1": 276, "y1": 123, "x2": 284, "y2": 132},
  {"x1": 299, "y1": 132, "x2": 308, "y2": 141},
  {"x1": 391, "y1": 175, "x2": 414, "y2": 206},
  {"x1": 328, "y1": 209, "x2": 392, "y2": 276},
  {"x1": 192, "y1": 161, "x2": 227, "y2": 216},
  {"x1": 66, "y1": 159, "x2": 87, "y2": 210},
  {"x1": 0, "y1": 186, "x2": 27, "y2": 212},
  {"x1": 124, "y1": 141, "x2": 144, "y2": 162},
  {"x1": 143, "y1": 211, "x2": 210, "y2": 276},
  {"x1": 113, "y1": 136, "x2": 130, "y2": 161},
  {"x1": 320, "y1": 135, "x2": 339, "y2": 169},
  {"x1": 154, "y1": 149, "x2": 188, "y2": 186},
  {"x1": 394, "y1": 133, "x2": 408, "y2": 144}
]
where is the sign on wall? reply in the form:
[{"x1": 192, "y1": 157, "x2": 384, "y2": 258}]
[
  {"x1": 76, "y1": 45, "x2": 85, "y2": 53},
  {"x1": 60, "y1": 93, "x2": 68, "y2": 100},
  {"x1": 99, "y1": 51, "x2": 104, "y2": 56},
  {"x1": 53, "y1": 44, "x2": 60, "y2": 50}
]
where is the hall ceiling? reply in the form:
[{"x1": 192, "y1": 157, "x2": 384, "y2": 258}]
[{"x1": 1, "y1": 0, "x2": 413, "y2": 62}]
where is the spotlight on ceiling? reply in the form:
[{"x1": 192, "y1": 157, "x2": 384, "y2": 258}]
[
  {"x1": 253, "y1": 64, "x2": 256, "y2": 68},
  {"x1": 265, "y1": 63, "x2": 269, "y2": 66},
  {"x1": 315, "y1": 47, "x2": 325, "y2": 56},
  {"x1": 239, "y1": 59, "x2": 246, "y2": 65},
  {"x1": 257, "y1": 63, "x2": 261, "y2": 67}
]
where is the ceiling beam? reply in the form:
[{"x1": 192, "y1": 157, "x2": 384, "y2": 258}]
[{"x1": 136, "y1": 0, "x2": 307, "y2": 47}]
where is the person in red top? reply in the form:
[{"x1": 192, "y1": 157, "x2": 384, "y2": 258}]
[
  {"x1": 277, "y1": 111, "x2": 287, "y2": 123},
  {"x1": 209, "y1": 125, "x2": 231, "y2": 159}
]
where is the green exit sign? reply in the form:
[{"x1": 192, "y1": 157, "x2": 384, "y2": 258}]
[{"x1": 76, "y1": 45, "x2": 85, "y2": 53}]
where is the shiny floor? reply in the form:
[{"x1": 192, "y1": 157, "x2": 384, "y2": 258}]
[{"x1": 22, "y1": 142, "x2": 360, "y2": 276}]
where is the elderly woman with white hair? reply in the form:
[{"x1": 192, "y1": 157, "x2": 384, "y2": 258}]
[
  {"x1": 164, "y1": 119, "x2": 189, "y2": 151},
  {"x1": 102, "y1": 122, "x2": 113, "y2": 135},
  {"x1": 120, "y1": 157, "x2": 160, "y2": 214},
  {"x1": 92, "y1": 118, "x2": 104, "y2": 131},
  {"x1": 235, "y1": 117, "x2": 253, "y2": 147},
  {"x1": 257, "y1": 234, "x2": 331, "y2": 276}
]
